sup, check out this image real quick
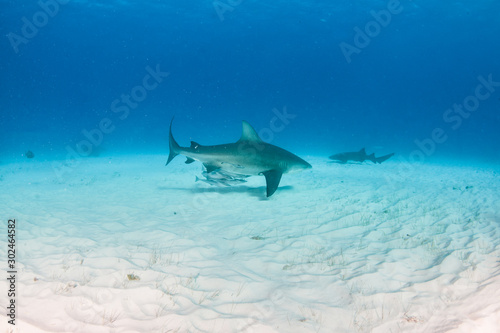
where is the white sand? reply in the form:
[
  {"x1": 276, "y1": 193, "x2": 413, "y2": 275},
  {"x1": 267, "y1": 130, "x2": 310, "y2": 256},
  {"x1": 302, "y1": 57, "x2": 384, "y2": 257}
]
[{"x1": 1, "y1": 155, "x2": 500, "y2": 332}]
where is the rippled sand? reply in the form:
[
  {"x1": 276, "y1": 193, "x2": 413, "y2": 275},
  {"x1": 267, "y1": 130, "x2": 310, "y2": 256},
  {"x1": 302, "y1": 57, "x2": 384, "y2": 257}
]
[{"x1": 1, "y1": 155, "x2": 499, "y2": 332}]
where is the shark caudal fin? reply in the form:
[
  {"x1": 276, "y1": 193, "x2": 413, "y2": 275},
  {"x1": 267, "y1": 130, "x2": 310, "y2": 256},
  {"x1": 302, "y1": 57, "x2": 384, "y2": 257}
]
[
  {"x1": 374, "y1": 153, "x2": 395, "y2": 164},
  {"x1": 166, "y1": 117, "x2": 181, "y2": 166}
]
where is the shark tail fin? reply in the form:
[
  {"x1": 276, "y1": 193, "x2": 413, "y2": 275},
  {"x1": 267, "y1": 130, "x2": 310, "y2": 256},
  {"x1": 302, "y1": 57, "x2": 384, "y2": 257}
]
[
  {"x1": 166, "y1": 117, "x2": 181, "y2": 166},
  {"x1": 374, "y1": 153, "x2": 395, "y2": 164}
]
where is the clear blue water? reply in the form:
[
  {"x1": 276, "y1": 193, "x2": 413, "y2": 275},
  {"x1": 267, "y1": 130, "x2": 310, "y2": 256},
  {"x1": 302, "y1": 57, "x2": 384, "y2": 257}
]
[{"x1": 1, "y1": 0, "x2": 499, "y2": 164}]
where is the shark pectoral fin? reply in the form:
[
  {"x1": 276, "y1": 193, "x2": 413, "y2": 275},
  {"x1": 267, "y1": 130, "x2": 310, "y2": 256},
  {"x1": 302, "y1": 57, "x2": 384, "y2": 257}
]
[
  {"x1": 185, "y1": 157, "x2": 195, "y2": 164},
  {"x1": 262, "y1": 170, "x2": 283, "y2": 197},
  {"x1": 203, "y1": 164, "x2": 220, "y2": 174}
]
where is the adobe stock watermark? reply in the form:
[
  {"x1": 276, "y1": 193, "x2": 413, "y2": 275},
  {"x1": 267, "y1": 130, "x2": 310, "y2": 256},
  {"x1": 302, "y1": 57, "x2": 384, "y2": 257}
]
[
  {"x1": 339, "y1": 0, "x2": 403, "y2": 64},
  {"x1": 213, "y1": 0, "x2": 244, "y2": 21},
  {"x1": 7, "y1": 0, "x2": 69, "y2": 54},
  {"x1": 385, "y1": 74, "x2": 500, "y2": 185},
  {"x1": 258, "y1": 106, "x2": 296, "y2": 143},
  {"x1": 52, "y1": 64, "x2": 169, "y2": 180}
]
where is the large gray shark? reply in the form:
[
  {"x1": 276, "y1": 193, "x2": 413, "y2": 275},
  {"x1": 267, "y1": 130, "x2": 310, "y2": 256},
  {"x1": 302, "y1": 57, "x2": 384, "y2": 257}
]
[
  {"x1": 166, "y1": 118, "x2": 312, "y2": 197},
  {"x1": 329, "y1": 148, "x2": 394, "y2": 164}
]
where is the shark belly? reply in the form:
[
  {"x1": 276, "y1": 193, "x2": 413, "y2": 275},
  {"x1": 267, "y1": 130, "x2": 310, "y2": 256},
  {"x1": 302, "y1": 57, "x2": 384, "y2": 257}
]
[{"x1": 201, "y1": 157, "x2": 268, "y2": 176}]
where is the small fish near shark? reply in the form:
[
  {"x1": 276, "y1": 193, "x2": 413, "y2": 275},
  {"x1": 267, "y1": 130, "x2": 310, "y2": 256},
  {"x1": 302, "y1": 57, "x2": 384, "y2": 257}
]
[
  {"x1": 166, "y1": 118, "x2": 312, "y2": 197},
  {"x1": 329, "y1": 148, "x2": 394, "y2": 164},
  {"x1": 195, "y1": 169, "x2": 250, "y2": 187}
]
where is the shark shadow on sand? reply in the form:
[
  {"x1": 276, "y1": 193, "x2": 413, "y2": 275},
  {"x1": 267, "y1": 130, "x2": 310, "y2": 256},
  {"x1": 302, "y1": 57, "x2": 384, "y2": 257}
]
[{"x1": 158, "y1": 184, "x2": 295, "y2": 199}]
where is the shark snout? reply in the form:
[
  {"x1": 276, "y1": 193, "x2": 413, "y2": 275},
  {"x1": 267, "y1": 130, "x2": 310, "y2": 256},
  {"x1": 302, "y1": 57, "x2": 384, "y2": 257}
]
[
  {"x1": 301, "y1": 161, "x2": 313, "y2": 170},
  {"x1": 288, "y1": 159, "x2": 312, "y2": 173}
]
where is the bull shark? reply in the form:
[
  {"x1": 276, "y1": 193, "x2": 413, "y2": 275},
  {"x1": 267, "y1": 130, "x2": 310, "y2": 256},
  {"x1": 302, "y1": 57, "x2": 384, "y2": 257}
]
[
  {"x1": 329, "y1": 148, "x2": 394, "y2": 164},
  {"x1": 166, "y1": 118, "x2": 312, "y2": 197}
]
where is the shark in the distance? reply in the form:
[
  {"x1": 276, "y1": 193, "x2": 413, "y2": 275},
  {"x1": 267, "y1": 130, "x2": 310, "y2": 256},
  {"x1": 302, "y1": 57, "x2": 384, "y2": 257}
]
[
  {"x1": 195, "y1": 169, "x2": 250, "y2": 187},
  {"x1": 329, "y1": 148, "x2": 394, "y2": 164},
  {"x1": 166, "y1": 118, "x2": 312, "y2": 197}
]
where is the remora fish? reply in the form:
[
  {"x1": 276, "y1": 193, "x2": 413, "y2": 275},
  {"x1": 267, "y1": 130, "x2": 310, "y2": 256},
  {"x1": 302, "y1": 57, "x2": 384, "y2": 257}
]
[
  {"x1": 195, "y1": 169, "x2": 249, "y2": 187},
  {"x1": 329, "y1": 148, "x2": 394, "y2": 164},
  {"x1": 166, "y1": 118, "x2": 311, "y2": 197}
]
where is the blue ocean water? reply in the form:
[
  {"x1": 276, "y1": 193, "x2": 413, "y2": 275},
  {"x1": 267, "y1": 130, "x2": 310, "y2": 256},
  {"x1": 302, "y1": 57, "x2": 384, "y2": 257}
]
[{"x1": 1, "y1": 0, "x2": 499, "y2": 164}]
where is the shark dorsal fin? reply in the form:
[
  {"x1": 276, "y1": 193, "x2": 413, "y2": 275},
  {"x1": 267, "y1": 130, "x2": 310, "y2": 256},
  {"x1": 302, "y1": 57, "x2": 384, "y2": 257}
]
[
  {"x1": 359, "y1": 148, "x2": 366, "y2": 154},
  {"x1": 238, "y1": 121, "x2": 263, "y2": 143},
  {"x1": 190, "y1": 141, "x2": 201, "y2": 149}
]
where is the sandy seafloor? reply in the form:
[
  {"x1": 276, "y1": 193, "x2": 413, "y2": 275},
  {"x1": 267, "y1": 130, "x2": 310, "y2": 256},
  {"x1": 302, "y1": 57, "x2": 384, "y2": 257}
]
[{"x1": 1, "y1": 155, "x2": 500, "y2": 333}]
